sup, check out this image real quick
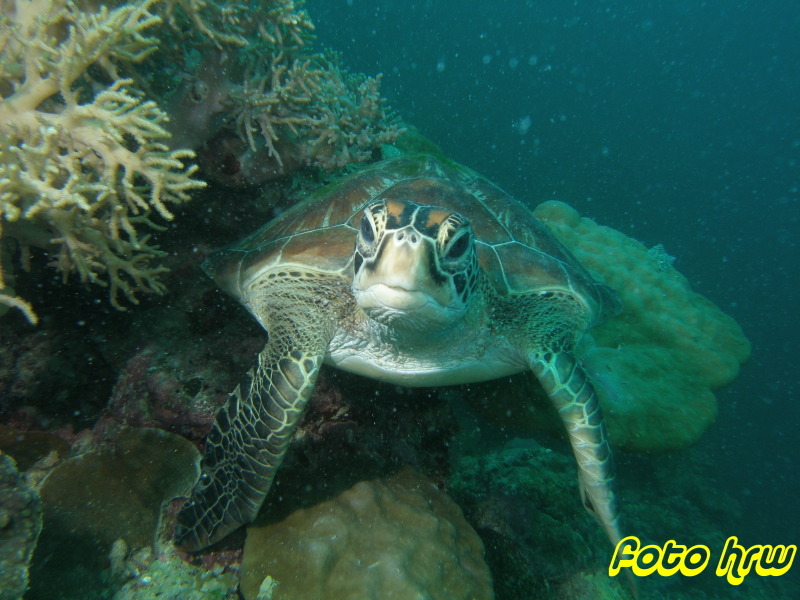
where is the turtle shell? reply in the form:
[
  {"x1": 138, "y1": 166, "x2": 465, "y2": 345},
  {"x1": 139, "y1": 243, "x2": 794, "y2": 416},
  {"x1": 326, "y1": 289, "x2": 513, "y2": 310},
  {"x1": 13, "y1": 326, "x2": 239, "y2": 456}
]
[{"x1": 204, "y1": 155, "x2": 620, "y2": 325}]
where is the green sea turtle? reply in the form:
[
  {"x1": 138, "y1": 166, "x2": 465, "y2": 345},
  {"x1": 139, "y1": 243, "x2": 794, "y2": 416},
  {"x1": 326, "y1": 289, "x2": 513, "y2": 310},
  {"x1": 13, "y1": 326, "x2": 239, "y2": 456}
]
[{"x1": 176, "y1": 154, "x2": 625, "y2": 554}]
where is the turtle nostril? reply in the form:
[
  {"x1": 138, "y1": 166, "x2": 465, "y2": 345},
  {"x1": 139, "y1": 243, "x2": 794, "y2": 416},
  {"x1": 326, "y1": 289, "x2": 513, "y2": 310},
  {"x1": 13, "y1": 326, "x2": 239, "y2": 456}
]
[{"x1": 396, "y1": 230, "x2": 420, "y2": 244}]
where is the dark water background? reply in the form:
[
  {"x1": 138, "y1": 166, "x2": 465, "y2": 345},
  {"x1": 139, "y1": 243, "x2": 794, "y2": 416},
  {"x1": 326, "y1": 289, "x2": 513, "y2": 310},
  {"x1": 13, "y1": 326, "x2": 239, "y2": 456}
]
[{"x1": 308, "y1": 0, "x2": 800, "y2": 564}]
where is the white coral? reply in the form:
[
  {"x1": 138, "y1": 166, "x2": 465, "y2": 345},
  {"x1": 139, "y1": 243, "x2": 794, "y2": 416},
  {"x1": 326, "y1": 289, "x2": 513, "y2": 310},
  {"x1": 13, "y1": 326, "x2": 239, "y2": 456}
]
[{"x1": 0, "y1": 0, "x2": 205, "y2": 322}]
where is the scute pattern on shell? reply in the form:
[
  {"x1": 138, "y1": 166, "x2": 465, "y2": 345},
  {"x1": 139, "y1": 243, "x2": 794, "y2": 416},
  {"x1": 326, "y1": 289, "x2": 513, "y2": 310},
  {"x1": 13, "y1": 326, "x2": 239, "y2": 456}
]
[{"x1": 203, "y1": 155, "x2": 620, "y2": 326}]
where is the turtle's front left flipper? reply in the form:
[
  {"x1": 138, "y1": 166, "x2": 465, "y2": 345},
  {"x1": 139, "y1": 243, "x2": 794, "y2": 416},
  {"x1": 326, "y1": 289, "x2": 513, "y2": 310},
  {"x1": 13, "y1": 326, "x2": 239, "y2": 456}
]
[
  {"x1": 529, "y1": 351, "x2": 623, "y2": 548},
  {"x1": 175, "y1": 338, "x2": 324, "y2": 551}
]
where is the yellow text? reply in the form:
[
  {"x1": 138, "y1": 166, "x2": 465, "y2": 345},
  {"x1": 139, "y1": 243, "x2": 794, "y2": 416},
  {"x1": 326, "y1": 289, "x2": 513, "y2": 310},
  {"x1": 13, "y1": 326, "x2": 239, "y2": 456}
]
[
  {"x1": 609, "y1": 536, "x2": 710, "y2": 577},
  {"x1": 716, "y1": 536, "x2": 796, "y2": 585},
  {"x1": 610, "y1": 535, "x2": 796, "y2": 584}
]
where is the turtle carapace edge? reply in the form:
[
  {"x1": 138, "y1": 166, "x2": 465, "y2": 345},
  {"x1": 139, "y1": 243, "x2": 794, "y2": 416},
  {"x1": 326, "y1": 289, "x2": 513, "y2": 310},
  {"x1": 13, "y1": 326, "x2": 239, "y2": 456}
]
[{"x1": 175, "y1": 155, "x2": 626, "y2": 564}]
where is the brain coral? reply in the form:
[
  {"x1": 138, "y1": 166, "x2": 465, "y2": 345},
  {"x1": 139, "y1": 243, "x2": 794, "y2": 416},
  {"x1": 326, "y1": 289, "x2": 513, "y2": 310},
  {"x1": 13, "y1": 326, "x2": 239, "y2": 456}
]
[
  {"x1": 533, "y1": 201, "x2": 751, "y2": 452},
  {"x1": 240, "y1": 467, "x2": 493, "y2": 600}
]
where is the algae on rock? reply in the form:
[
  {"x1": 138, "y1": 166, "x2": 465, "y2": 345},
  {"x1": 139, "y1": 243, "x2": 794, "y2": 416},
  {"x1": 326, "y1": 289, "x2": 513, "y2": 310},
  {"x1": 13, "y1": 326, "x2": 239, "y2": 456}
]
[
  {"x1": 0, "y1": 451, "x2": 43, "y2": 600},
  {"x1": 27, "y1": 428, "x2": 201, "y2": 600}
]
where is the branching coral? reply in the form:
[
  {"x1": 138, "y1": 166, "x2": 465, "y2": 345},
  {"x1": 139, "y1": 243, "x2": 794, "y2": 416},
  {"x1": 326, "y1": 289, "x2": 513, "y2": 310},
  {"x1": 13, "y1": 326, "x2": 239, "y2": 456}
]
[
  {"x1": 0, "y1": 0, "x2": 400, "y2": 321},
  {"x1": 149, "y1": 1, "x2": 400, "y2": 186},
  {"x1": 160, "y1": 0, "x2": 314, "y2": 50},
  {"x1": 229, "y1": 52, "x2": 402, "y2": 178},
  {"x1": 0, "y1": 0, "x2": 206, "y2": 323}
]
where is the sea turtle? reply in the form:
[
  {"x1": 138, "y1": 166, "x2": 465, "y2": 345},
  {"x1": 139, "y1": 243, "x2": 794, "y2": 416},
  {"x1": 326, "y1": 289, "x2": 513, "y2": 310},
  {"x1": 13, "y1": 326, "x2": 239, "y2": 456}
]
[{"x1": 176, "y1": 154, "x2": 625, "y2": 553}]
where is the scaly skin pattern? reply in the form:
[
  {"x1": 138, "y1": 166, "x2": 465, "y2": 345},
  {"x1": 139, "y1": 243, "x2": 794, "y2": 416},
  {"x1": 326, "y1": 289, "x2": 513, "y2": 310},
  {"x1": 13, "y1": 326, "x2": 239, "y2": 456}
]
[
  {"x1": 176, "y1": 267, "x2": 622, "y2": 556},
  {"x1": 176, "y1": 157, "x2": 625, "y2": 559},
  {"x1": 175, "y1": 274, "x2": 338, "y2": 550},
  {"x1": 529, "y1": 351, "x2": 621, "y2": 547}
]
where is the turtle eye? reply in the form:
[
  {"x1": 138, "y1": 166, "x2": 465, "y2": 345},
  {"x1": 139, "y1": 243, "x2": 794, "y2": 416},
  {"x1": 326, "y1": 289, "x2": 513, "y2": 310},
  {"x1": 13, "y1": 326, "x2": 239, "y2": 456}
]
[
  {"x1": 446, "y1": 233, "x2": 470, "y2": 260},
  {"x1": 360, "y1": 214, "x2": 375, "y2": 245}
]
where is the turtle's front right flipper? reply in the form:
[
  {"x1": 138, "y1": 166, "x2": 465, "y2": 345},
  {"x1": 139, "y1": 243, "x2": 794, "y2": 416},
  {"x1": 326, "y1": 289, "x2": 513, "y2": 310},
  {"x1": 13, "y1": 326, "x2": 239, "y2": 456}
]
[
  {"x1": 529, "y1": 350, "x2": 622, "y2": 546},
  {"x1": 530, "y1": 350, "x2": 639, "y2": 597},
  {"x1": 175, "y1": 342, "x2": 323, "y2": 551}
]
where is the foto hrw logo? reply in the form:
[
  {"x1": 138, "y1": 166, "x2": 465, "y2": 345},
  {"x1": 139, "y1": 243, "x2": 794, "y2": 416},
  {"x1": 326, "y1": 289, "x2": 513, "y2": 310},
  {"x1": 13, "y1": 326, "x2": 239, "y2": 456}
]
[{"x1": 609, "y1": 536, "x2": 796, "y2": 584}]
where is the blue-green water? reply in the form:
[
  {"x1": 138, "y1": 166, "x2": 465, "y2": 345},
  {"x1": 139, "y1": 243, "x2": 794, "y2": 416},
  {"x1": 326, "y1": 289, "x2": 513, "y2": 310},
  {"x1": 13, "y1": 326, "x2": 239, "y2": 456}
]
[
  {"x1": 3, "y1": 1, "x2": 799, "y2": 598},
  {"x1": 307, "y1": 0, "x2": 800, "y2": 590}
]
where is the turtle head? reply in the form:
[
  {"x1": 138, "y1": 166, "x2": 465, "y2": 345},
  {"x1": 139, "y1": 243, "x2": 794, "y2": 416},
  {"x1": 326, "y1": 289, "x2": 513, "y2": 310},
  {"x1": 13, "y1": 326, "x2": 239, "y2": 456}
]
[{"x1": 353, "y1": 199, "x2": 479, "y2": 332}]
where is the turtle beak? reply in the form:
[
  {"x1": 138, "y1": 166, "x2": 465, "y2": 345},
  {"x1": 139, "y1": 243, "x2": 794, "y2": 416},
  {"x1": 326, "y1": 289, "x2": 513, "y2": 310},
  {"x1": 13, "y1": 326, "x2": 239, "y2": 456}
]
[
  {"x1": 358, "y1": 228, "x2": 451, "y2": 309},
  {"x1": 355, "y1": 228, "x2": 465, "y2": 332}
]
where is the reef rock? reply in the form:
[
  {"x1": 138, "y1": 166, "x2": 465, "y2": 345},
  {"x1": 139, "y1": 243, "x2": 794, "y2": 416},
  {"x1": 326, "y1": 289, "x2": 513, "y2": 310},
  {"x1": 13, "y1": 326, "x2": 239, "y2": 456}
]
[
  {"x1": 27, "y1": 428, "x2": 201, "y2": 599},
  {"x1": 0, "y1": 451, "x2": 43, "y2": 600},
  {"x1": 240, "y1": 467, "x2": 493, "y2": 600}
]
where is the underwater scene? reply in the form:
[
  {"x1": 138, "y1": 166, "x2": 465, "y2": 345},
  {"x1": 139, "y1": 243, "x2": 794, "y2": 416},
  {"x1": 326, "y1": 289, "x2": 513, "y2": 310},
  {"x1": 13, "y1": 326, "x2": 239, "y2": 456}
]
[{"x1": 0, "y1": 0, "x2": 797, "y2": 599}]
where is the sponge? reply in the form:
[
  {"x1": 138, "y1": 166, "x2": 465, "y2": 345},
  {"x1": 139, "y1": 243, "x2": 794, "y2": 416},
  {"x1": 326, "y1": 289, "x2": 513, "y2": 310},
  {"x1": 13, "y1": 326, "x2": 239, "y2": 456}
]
[{"x1": 533, "y1": 201, "x2": 750, "y2": 452}]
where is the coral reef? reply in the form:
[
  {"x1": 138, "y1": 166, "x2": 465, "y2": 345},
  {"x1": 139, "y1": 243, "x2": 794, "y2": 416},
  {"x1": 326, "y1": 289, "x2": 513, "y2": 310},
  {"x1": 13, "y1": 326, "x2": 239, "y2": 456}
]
[
  {"x1": 27, "y1": 428, "x2": 200, "y2": 599},
  {"x1": 0, "y1": 451, "x2": 43, "y2": 600},
  {"x1": 547, "y1": 568, "x2": 633, "y2": 600},
  {"x1": 240, "y1": 467, "x2": 494, "y2": 600},
  {"x1": 0, "y1": 324, "x2": 115, "y2": 427},
  {"x1": 534, "y1": 201, "x2": 751, "y2": 451},
  {"x1": 91, "y1": 272, "x2": 458, "y2": 500},
  {"x1": 0, "y1": 144, "x2": 791, "y2": 599},
  {"x1": 286, "y1": 369, "x2": 459, "y2": 497},
  {"x1": 621, "y1": 449, "x2": 797, "y2": 600},
  {"x1": 113, "y1": 548, "x2": 237, "y2": 600},
  {"x1": 37, "y1": 427, "x2": 200, "y2": 549},
  {"x1": 0, "y1": 0, "x2": 206, "y2": 323},
  {"x1": 100, "y1": 344, "x2": 240, "y2": 441},
  {"x1": 464, "y1": 201, "x2": 750, "y2": 453},
  {"x1": 451, "y1": 439, "x2": 615, "y2": 599},
  {"x1": 99, "y1": 328, "x2": 459, "y2": 511},
  {"x1": 451, "y1": 438, "x2": 796, "y2": 600},
  {"x1": 0, "y1": 0, "x2": 401, "y2": 323},
  {"x1": 149, "y1": 0, "x2": 402, "y2": 185},
  {"x1": 0, "y1": 423, "x2": 69, "y2": 471},
  {"x1": 175, "y1": 49, "x2": 402, "y2": 187}
]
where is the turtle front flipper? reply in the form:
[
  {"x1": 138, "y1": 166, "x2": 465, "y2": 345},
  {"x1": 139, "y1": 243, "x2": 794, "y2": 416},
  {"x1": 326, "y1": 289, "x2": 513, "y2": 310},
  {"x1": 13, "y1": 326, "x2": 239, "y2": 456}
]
[
  {"x1": 529, "y1": 351, "x2": 623, "y2": 548},
  {"x1": 175, "y1": 341, "x2": 324, "y2": 551}
]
